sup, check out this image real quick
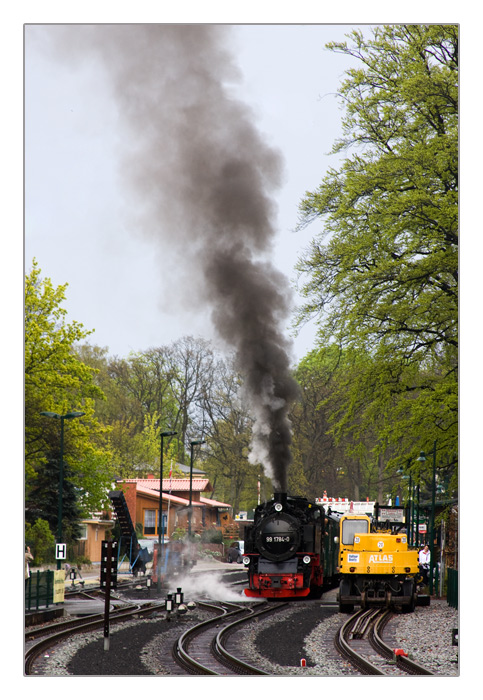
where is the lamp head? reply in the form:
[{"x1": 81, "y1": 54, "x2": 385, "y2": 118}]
[
  {"x1": 65, "y1": 411, "x2": 85, "y2": 419},
  {"x1": 40, "y1": 410, "x2": 85, "y2": 420}
]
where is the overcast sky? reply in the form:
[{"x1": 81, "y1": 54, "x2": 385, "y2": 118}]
[{"x1": 24, "y1": 23, "x2": 364, "y2": 363}]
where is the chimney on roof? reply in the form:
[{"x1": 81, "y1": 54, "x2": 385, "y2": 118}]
[{"x1": 147, "y1": 474, "x2": 154, "y2": 479}]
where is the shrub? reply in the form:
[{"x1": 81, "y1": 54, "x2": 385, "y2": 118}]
[
  {"x1": 73, "y1": 555, "x2": 92, "y2": 569},
  {"x1": 199, "y1": 548, "x2": 222, "y2": 560},
  {"x1": 171, "y1": 527, "x2": 187, "y2": 541},
  {"x1": 25, "y1": 518, "x2": 55, "y2": 566},
  {"x1": 201, "y1": 528, "x2": 223, "y2": 544}
]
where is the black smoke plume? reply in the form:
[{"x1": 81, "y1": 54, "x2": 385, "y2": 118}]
[{"x1": 45, "y1": 25, "x2": 300, "y2": 492}]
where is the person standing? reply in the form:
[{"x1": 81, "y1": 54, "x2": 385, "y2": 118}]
[
  {"x1": 418, "y1": 544, "x2": 430, "y2": 586},
  {"x1": 25, "y1": 546, "x2": 33, "y2": 583}
]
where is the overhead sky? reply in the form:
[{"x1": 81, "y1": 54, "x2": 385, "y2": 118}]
[{"x1": 24, "y1": 23, "x2": 364, "y2": 363}]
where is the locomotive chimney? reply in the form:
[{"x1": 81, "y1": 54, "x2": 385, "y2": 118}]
[{"x1": 274, "y1": 492, "x2": 287, "y2": 506}]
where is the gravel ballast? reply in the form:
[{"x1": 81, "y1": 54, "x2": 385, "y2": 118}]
[
  {"x1": 240, "y1": 598, "x2": 459, "y2": 676},
  {"x1": 31, "y1": 596, "x2": 458, "y2": 676}
]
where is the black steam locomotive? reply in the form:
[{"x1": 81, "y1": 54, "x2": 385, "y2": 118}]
[{"x1": 243, "y1": 493, "x2": 338, "y2": 598}]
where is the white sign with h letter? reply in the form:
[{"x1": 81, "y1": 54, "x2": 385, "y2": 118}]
[{"x1": 56, "y1": 543, "x2": 67, "y2": 560}]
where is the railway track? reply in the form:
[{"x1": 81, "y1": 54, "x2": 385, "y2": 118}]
[
  {"x1": 173, "y1": 600, "x2": 288, "y2": 675},
  {"x1": 335, "y1": 608, "x2": 435, "y2": 675},
  {"x1": 26, "y1": 577, "x2": 439, "y2": 677},
  {"x1": 25, "y1": 600, "x2": 166, "y2": 674},
  {"x1": 26, "y1": 596, "x2": 287, "y2": 676}
]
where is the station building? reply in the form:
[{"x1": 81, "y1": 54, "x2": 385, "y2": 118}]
[
  {"x1": 74, "y1": 513, "x2": 115, "y2": 563},
  {"x1": 115, "y1": 474, "x2": 233, "y2": 540}
]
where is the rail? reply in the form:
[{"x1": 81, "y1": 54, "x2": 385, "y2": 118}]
[
  {"x1": 25, "y1": 601, "x2": 165, "y2": 674},
  {"x1": 173, "y1": 601, "x2": 286, "y2": 675},
  {"x1": 371, "y1": 610, "x2": 435, "y2": 675}
]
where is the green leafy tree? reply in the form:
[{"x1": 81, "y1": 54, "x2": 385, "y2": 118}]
[
  {"x1": 291, "y1": 346, "x2": 390, "y2": 500},
  {"x1": 104, "y1": 348, "x2": 178, "y2": 434},
  {"x1": 296, "y1": 25, "x2": 458, "y2": 476},
  {"x1": 290, "y1": 348, "x2": 341, "y2": 498},
  {"x1": 165, "y1": 336, "x2": 217, "y2": 457},
  {"x1": 128, "y1": 411, "x2": 182, "y2": 477},
  {"x1": 203, "y1": 415, "x2": 254, "y2": 513},
  {"x1": 25, "y1": 261, "x2": 114, "y2": 535},
  {"x1": 25, "y1": 518, "x2": 56, "y2": 566},
  {"x1": 77, "y1": 344, "x2": 184, "y2": 476},
  {"x1": 192, "y1": 356, "x2": 261, "y2": 512},
  {"x1": 26, "y1": 456, "x2": 83, "y2": 541}
]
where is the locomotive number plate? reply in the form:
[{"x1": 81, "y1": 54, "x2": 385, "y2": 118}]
[{"x1": 265, "y1": 536, "x2": 291, "y2": 543}]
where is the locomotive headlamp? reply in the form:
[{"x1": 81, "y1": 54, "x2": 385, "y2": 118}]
[
  {"x1": 274, "y1": 502, "x2": 283, "y2": 512},
  {"x1": 303, "y1": 555, "x2": 311, "y2": 565},
  {"x1": 243, "y1": 556, "x2": 250, "y2": 565}
]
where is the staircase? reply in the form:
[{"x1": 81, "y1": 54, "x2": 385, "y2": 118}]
[{"x1": 108, "y1": 490, "x2": 138, "y2": 565}]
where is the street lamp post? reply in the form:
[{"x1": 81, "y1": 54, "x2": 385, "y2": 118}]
[
  {"x1": 416, "y1": 451, "x2": 426, "y2": 549},
  {"x1": 429, "y1": 440, "x2": 438, "y2": 595},
  {"x1": 188, "y1": 439, "x2": 205, "y2": 537},
  {"x1": 157, "y1": 430, "x2": 177, "y2": 593},
  {"x1": 396, "y1": 460, "x2": 412, "y2": 545},
  {"x1": 417, "y1": 440, "x2": 438, "y2": 594},
  {"x1": 408, "y1": 473, "x2": 413, "y2": 546},
  {"x1": 40, "y1": 411, "x2": 85, "y2": 569}
]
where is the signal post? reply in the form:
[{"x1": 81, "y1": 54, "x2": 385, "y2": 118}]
[{"x1": 100, "y1": 540, "x2": 118, "y2": 651}]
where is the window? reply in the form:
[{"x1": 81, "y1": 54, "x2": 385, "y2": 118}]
[
  {"x1": 342, "y1": 518, "x2": 369, "y2": 545},
  {"x1": 78, "y1": 524, "x2": 88, "y2": 540},
  {"x1": 144, "y1": 509, "x2": 157, "y2": 535}
]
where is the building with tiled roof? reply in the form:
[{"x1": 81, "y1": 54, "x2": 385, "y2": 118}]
[
  {"x1": 116, "y1": 474, "x2": 233, "y2": 539},
  {"x1": 122, "y1": 477, "x2": 212, "y2": 496},
  {"x1": 73, "y1": 512, "x2": 115, "y2": 564}
]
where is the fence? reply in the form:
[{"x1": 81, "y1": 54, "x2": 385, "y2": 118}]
[
  {"x1": 25, "y1": 570, "x2": 64, "y2": 611},
  {"x1": 447, "y1": 567, "x2": 458, "y2": 609},
  {"x1": 25, "y1": 570, "x2": 54, "y2": 611}
]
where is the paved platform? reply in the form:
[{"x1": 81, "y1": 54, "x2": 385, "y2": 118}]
[
  {"x1": 28, "y1": 559, "x2": 243, "y2": 599},
  {"x1": 62, "y1": 598, "x2": 106, "y2": 615},
  {"x1": 191, "y1": 559, "x2": 244, "y2": 572}
]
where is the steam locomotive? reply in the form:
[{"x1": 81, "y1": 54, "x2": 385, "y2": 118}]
[{"x1": 243, "y1": 493, "x2": 338, "y2": 598}]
